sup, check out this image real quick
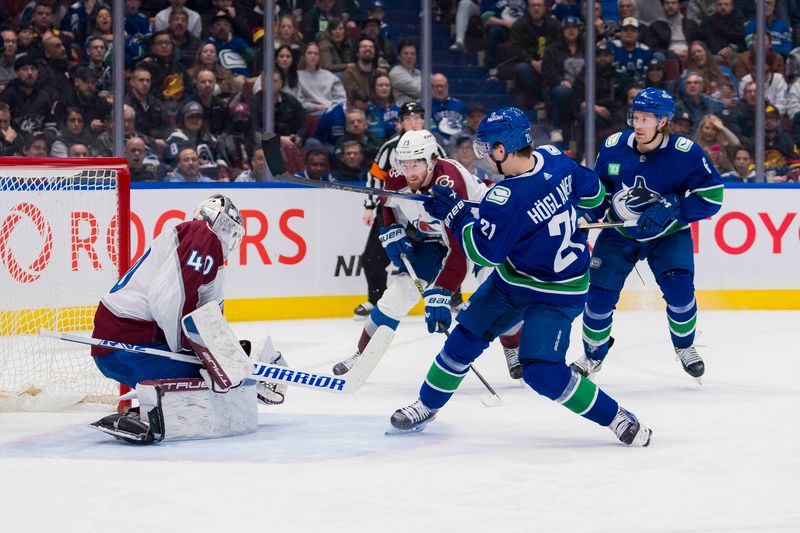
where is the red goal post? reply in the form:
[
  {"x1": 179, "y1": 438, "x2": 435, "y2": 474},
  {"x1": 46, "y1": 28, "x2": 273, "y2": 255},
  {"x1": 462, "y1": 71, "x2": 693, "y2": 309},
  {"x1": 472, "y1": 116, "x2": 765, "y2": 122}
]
[{"x1": 0, "y1": 158, "x2": 130, "y2": 410}]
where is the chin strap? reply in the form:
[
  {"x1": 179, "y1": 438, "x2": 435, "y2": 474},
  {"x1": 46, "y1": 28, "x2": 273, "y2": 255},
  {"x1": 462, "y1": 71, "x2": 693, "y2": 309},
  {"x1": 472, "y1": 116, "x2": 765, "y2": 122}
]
[{"x1": 490, "y1": 151, "x2": 510, "y2": 174}]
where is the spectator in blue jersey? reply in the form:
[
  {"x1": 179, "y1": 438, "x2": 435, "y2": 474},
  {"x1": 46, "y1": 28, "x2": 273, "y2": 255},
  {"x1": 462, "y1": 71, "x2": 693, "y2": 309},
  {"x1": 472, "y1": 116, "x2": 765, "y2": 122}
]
[
  {"x1": 674, "y1": 71, "x2": 724, "y2": 136},
  {"x1": 572, "y1": 88, "x2": 723, "y2": 385},
  {"x1": 60, "y1": 0, "x2": 104, "y2": 45},
  {"x1": 124, "y1": 0, "x2": 151, "y2": 42},
  {"x1": 390, "y1": 107, "x2": 654, "y2": 447},
  {"x1": 609, "y1": 17, "x2": 654, "y2": 87},
  {"x1": 480, "y1": 0, "x2": 527, "y2": 70},
  {"x1": 367, "y1": 0, "x2": 393, "y2": 43},
  {"x1": 314, "y1": 89, "x2": 371, "y2": 147},
  {"x1": 643, "y1": 0, "x2": 701, "y2": 60},
  {"x1": 207, "y1": 11, "x2": 254, "y2": 76},
  {"x1": 510, "y1": 0, "x2": 562, "y2": 109},
  {"x1": 541, "y1": 15, "x2": 584, "y2": 144},
  {"x1": 744, "y1": 0, "x2": 792, "y2": 56},
  {"x1": 430, "y1": 73, "x2": 466, "y2": 142},
  {"x1": 295, "y1": 148, "x2": 333, "y2": 182},
  {"x1": 366, "y1": 74, "x2": 396, "y2": 141}
]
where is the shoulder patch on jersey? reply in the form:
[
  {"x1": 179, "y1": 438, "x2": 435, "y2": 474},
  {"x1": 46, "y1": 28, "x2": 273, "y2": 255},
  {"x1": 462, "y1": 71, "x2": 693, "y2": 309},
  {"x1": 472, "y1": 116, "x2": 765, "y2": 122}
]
[
  {"x1": 538, "y1": 144, "x2": 561, "y2": 156},
  {"x1": 675, "y1": 137, "x2": 694, "y2": 152},
  {"x1": 485, "y1": 185, "x2": 511, "y2": 205},
  {"x1": 605, "y1": 132, "x2": 622, "y2": 148}
]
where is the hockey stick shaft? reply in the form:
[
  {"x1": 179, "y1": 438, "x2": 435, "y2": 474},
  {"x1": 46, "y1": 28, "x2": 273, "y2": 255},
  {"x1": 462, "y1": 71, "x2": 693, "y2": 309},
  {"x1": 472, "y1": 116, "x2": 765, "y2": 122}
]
[
  {"x1": 40, "y1": 329, "x2": 365, "y2": 394},
  {"x1": 259, "y1": 132, "x2": 481, "y2": 206},
  {"x1": 399, "y1": 256, "x2": 502, "y2": 405},
  {"x1": 579, "y1": 220, "x2": 637, "y2": 230}
]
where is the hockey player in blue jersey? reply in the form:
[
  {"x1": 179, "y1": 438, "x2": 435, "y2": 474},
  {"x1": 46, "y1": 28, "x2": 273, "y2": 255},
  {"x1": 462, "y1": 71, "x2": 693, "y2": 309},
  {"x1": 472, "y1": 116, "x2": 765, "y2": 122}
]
[
  {"x1": 570, "y1": 88, "x2": 724, "y2": 383},
  {"x1": 389, "y1": 107, "x2": 653, "y2": 446}
]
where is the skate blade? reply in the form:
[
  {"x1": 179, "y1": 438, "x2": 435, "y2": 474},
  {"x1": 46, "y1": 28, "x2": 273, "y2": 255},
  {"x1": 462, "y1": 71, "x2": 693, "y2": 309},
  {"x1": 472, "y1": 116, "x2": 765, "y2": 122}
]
[
  {"x1": 694, "y1": 376, "x2": 703, "y2": 386},
  {"x1": 384, "y1": 425, "x2": 427, "y2": 436}
]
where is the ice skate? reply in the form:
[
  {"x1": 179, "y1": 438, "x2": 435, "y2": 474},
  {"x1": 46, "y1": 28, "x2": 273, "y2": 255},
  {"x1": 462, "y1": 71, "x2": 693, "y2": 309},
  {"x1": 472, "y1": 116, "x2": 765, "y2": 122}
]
[
  {"x1": 570, "y1": 354, "x2": 603, "y2": 378},
  {"x1": 353, "y1": 301, "x2": 374, "y2": 320},
  {"x1": 387, "y1": 399, "x2": 437, "y2": 434},
  {"x1": 609, "y1": 406, "x2": 652, "y2": 447},
  {"x1": 675, "y1": 345, "x2": 704, "y2": 384},
  {"x1": 89, "y1": 410, "x2": 155, "y2": 445},
  {"x1": 333, "y1": 351, "x2": 361, "y2": 375},
  {"x1": 504, "y1": 347, "x2": 522, "y2": 380}
]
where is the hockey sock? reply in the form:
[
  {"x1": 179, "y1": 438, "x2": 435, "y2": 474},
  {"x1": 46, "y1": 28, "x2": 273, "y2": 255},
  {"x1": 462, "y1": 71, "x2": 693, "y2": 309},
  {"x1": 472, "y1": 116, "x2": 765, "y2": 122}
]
[
  {"x1": 581, "y1": 286, "x2": 619, "y2": 360},
  {"x1": 359, "y1": 308, "x2": 400, "y2": 352},
  {"x1": 419, "y1": 326, "x2": 489, "y2": 410},
  {"x1": 499, "y1": 324, "x2": 521, "y2": 350},
  {"x1": 523, "y1": 361, "x2": 618, "y2": 426},
  {"x1": 658, "y1": 270, "x2": 697, "y2": 349}
]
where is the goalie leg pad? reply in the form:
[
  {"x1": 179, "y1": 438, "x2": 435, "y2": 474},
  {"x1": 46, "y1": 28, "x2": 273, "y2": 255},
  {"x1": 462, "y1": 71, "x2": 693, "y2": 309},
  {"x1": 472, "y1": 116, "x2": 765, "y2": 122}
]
[
  {"x1": 252, "y1": 336, "x2": 289, "y2": 405},
  {"x1": 375, "y1": 274, "x2": 423, "y2": 320},
  {"x1": 137, "y1": 377, "x2": 257, "y2": 442},
  {"x1": 182, "y1": 302, "x2": 253, "y2": 391}
]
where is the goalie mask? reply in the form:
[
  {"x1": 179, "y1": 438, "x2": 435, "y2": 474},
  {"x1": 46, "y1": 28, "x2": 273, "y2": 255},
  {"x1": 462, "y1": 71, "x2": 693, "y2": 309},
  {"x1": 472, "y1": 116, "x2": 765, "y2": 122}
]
[{"x1": 194, "y1": 194, "x2": 244, "y2": 258}]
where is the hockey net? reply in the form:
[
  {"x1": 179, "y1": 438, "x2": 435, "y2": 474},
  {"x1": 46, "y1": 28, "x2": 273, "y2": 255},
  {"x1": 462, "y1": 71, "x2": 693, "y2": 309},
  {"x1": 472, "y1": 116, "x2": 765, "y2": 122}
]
[{"x1": 0, "y1": 158, "x2": 130, "y2": 411}]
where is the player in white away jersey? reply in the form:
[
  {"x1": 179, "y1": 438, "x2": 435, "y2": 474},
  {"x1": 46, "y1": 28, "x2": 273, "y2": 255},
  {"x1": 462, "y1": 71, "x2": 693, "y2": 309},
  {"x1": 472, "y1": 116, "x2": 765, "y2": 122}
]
[{"x1": 89, "y1": 195, "x2": 288, "y2": 445}]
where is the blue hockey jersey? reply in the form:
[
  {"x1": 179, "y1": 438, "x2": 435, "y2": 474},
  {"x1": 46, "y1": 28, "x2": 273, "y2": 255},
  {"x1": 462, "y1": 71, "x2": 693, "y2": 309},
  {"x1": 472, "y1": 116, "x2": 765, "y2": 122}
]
[
  {"x1": 451, "y1": 146, "x2": 605, "y2": 304},
  {"x1": 595, "y1": 130, "x2": 724, "y2": 242}
]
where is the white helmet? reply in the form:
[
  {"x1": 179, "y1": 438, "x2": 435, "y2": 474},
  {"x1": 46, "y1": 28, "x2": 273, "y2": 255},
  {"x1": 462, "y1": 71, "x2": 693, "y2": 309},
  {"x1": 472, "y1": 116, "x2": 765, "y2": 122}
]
[
  {"x1": 396, "y1": 129, "x2": 439, "y2": 167},
  {"x1": 193, "y1": 194, "x2": 244, "y2": 258}
]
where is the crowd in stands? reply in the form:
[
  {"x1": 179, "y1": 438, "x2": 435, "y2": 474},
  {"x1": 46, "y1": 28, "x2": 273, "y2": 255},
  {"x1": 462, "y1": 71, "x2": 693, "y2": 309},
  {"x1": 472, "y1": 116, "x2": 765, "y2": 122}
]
[{"x1": 0, "y1": 0, "x2": 797, "y2": 183}]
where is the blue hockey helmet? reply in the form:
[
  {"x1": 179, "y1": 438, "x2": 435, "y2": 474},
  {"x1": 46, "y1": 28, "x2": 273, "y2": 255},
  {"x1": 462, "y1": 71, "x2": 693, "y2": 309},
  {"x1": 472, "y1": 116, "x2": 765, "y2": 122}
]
[
  {"x1": 627, "y1": 87, "x2": 675, "y2": 126},
  {"x1": 473, "y1": 106, "x2": 532, "y2": 160}
]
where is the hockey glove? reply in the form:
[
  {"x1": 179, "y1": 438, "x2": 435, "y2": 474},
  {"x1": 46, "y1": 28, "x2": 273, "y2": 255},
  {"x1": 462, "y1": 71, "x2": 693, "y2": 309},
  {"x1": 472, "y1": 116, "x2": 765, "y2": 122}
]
[
  {"x1": 423, "y1": 287, "x2": 452, "y2": 334},
  {"x1": 380, "y1": 223, "x2": 415, "y2": 268},
  {"x1": 424, "y1": 184, "x2": 470, "y2": 230},
  {"x1": 637, "y1": 193, "x2": 681, "y2": 238}
]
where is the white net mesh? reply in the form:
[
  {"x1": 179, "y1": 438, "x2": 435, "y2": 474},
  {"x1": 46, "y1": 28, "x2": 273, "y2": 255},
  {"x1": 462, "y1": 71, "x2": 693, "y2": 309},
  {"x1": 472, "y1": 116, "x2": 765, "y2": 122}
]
[{"x1": 0, "y1": 166, "x2": 125, "y2": 410}]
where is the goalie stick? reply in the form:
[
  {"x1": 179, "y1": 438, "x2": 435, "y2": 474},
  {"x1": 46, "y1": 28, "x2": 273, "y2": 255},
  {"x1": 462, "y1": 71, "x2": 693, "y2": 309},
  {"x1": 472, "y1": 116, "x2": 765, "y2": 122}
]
[
  {"x1": 399, "y1": 255, "x2": 503, "y2": 408},
  {"x1": 262, "y1": 132, "x2": 634, "y2": 230},
  {"x1": 40, "y1": 329, "x2": 381, "y2": 395}
]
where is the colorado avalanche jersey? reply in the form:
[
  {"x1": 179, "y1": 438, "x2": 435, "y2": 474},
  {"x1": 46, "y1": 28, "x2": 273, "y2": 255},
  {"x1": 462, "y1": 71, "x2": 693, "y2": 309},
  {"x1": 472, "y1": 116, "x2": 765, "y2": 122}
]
[
  {"x1": 595, "y1": 130, "x2": 724, "y2": 241},
  {"x1": 383, "y1": 158, "x2": 487, "y2": 291},
  {"x1": 453, "y1": 146, "x2": 605, "y2": 305},
  {"x1": 91, "y1": 220, "x2": 225, "y2": 356}
]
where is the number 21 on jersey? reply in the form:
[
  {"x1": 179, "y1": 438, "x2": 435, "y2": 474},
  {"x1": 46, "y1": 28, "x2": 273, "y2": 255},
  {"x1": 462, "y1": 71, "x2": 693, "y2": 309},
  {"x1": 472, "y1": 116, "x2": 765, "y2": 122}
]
[
  {"x1": 186, "y1": 250, "x2": 215, "y2": 275},
  {"x1": 548, "y1": 208, "x2": 585, "y2": 273}
]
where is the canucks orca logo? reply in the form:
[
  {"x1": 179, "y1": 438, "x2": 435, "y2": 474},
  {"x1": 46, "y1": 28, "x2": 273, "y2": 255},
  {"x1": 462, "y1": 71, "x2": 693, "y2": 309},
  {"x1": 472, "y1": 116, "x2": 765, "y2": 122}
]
[{"x1": 612, "y1": 175, "x2": 660, "y2": 221}]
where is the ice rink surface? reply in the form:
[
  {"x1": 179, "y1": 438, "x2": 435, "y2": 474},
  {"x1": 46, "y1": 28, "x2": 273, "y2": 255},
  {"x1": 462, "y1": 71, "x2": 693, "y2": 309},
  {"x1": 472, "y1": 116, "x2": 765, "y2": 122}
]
[{"x1": 1, "y1": 310, "x2": 799, "y2": 532}]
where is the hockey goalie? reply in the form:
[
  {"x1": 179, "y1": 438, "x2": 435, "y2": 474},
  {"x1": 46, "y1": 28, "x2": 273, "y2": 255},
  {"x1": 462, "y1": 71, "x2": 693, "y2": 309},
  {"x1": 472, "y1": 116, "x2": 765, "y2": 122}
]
[{"x1": 89, "y1": 194, "x2": 288, "y2": 445}]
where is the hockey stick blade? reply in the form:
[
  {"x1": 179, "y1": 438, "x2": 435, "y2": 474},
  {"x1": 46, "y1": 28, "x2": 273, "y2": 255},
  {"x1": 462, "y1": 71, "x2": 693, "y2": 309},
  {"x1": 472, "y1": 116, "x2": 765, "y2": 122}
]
[
  {"x1": 40, "y1": 329, "x2": 371, "y2": 395},
  {"x1": 578, "y1": 220, "x2": 637, "y2": 230},
  {"x1": 260, "y1": 132, "x2": 480, "y2": 206}
]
